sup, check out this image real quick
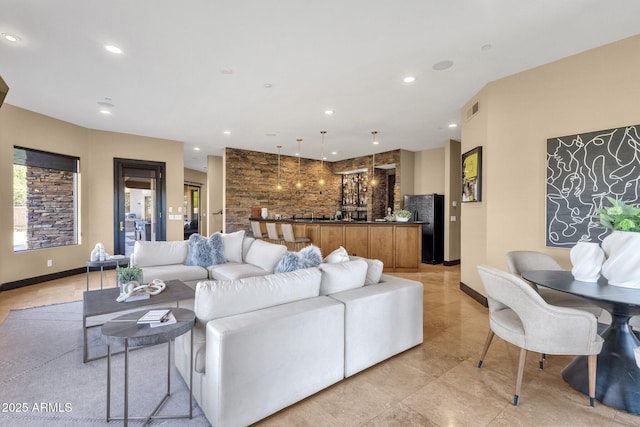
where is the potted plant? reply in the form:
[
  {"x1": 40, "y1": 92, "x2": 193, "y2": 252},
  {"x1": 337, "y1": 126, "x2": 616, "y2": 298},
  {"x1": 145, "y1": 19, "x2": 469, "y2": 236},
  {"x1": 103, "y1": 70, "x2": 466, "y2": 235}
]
[
  {"x1": 595, "y1": 197, "x2": 640, "y2": 288},
  {"x1": 394, "y1": 209, "x2": 412, "y2": 222},
  {"x1": 116, "y1": 266, "x2": 143, "y2": 294}
]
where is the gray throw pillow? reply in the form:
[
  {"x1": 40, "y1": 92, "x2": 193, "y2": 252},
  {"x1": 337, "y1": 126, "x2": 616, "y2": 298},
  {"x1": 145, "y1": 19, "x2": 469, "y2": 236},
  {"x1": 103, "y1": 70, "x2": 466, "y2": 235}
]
[
  {"x1": 275, "y1": 245, "x2": 323, "y2": 273},
  {"x1": 185, "y1": 233, "x2": 226, "y2": 267}
]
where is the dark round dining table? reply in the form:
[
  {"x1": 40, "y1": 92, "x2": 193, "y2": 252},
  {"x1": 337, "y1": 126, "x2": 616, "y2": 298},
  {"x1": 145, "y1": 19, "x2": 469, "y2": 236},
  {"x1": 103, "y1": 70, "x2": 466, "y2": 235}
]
[{"x1": 522, "y1": 270, "x2": 640, "y2": 414}]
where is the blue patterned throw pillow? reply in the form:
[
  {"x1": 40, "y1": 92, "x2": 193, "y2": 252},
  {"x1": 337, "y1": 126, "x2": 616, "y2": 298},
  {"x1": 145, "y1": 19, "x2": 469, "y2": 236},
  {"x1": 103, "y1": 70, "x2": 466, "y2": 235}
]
[
  {"x1": 185, "y1": 233, "x2": 226, "y2": 267},
  {"x1": 274, "y1": 245, "x2": 322, "y2": 273}
]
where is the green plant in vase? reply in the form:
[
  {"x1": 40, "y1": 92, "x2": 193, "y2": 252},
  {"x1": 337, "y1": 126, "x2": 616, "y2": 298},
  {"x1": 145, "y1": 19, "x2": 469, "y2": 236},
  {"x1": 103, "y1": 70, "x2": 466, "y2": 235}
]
[
  {"x1": 116, "y1": 266, "x2": 142, "y2": 293},
  {"x1": 594, "y1": 197, "x2": 640, "y2": 288},
  {"x1": 394, "y1": 209, "x2": 412, "y2": 222},
  {"x1": 595, "y1": 196, "x2": 640, "y2": 232}
]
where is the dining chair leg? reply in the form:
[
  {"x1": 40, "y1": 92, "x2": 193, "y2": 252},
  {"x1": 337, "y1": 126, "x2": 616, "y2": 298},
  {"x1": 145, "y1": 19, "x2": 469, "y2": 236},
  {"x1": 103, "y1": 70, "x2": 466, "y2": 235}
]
[
  {"x1": 514, "y1": 348, "x2": 527, "y2": 406},
  {"x1": 539, "y1": 353, "x2": 546, "y2": 369},
  {"x1": 477, "y1": 330, "x2": 495, "y2": 368},
  {"x1": 588, "y1": 354, "x2": 597, "y2": 407}
]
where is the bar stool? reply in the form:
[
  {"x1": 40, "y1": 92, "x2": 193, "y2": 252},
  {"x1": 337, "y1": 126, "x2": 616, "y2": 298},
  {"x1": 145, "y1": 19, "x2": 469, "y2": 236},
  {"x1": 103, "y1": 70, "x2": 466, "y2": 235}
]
[
  {"x1": 250, "y1": 221, "x2": 265, "y2": 239},
  {"x1": 281, "y1": 223, "x2": 310, "y2": 251},
  {"x1": 266, "y1": 222, "x2": 285, "y2": 244}
]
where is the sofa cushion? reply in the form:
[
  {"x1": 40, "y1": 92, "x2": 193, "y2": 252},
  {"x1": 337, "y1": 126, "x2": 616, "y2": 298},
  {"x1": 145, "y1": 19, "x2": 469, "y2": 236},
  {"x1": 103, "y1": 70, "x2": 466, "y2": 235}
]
[
  {"x1": 221, "y1": 230, "x2": 245, "y2": 263},
  {"x1": 185, "y1": 233, "x2": 226, "y2": 267},
  {"x1": 133, "y1": 240, "x2": 188, "y2": 267},
  {"x1": 244, "y1": 239, "x2": 287, "y2": 273},
  {"x1": 207, "y1": 262, "x2": 271, "y2": 281},
  {"x1": 242, "y1": 236, "x2": 255, "y2": 261},
  {"x1": 324, "y1": 246, "x2": 350, "y2": 263},
  {"x1": 274, "y1": 245, "x2": 322, "y2": 273},
  {"x1": 195, "y1": 268, "x2": 322, "y2": 323},
  {"x1": 141, "y1": 264, "x2": 208, "y2": 284},
  {"x1": 349, "y1": 256, "x2": 384, "y2": 285},
  {"x1": 318, "y1": 259, "x2": 368, "y2": 295}
]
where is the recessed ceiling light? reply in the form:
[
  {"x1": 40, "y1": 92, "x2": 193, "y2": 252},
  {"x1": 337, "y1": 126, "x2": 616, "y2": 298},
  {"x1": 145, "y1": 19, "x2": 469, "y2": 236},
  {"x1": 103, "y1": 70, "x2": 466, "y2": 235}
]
[
  {"x1": 223, "y1": 130, "x2": 231, "y2": 135},
  {"x1": 432, "y1": 60, "x2": 454, "y2": 71},
  {"x1": 105, "y1": 45, "x2": 123, "y2": 54},
  {"x1": 373, "y1": 140, "x2": 379, "y2": 145},
  {"x1": 263, "y1": 83, "x2": 273, "y2": 88},
  {"x1": 100, "y1": 110, "x2": 111, "y2": 115},
  {"x1": 403, "y1": 76, "x2": 416, "y2": 83},
  {"x1": 448, "y1": 123, "x2": 457, "y2": 128},
  {"x1": 325, "y1": 110, "x2": 334, "y2": 115},
  {"x1": 194, "y1": 147, "x2": 201, "y2": 151},
  {"x1": 331, "y1": 151, "x2": 337, "y2": 155},
  {"x1": 1, "y1": 32, "x2": 20, "y2": 43}
]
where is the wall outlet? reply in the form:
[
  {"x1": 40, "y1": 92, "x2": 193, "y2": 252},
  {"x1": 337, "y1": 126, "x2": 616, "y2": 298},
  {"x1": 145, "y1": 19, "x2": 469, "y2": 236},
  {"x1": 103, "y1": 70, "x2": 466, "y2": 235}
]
[
  {"x1": 450, "y1": 216, "x2": 457, "y2": 222},
  {"x1": 47, "y1": 259, "x2": 53, "y2": 267}
]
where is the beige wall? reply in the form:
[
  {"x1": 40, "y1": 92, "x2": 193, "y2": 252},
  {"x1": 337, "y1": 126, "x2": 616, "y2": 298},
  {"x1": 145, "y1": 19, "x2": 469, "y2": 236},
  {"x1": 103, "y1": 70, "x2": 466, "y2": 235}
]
[
  {"x1": 444, "y1": 140, "x2": 461, "y2": 263},
  {"x1": 413, "y1": 147, "x2": 444, "y2": 195},
  {"x1": 0, "y1": 105, "x2": 185, "y2": 286},
  {"x1": 460, "y1": 34, "x2": 640, "y2": 296},
  {"x1": 209, "y1": 155, "x2": 224, "y2": 233}
]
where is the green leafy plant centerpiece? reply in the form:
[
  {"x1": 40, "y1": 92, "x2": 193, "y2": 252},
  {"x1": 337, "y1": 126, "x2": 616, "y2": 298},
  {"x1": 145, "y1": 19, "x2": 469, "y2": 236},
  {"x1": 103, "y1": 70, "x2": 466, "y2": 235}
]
[
  {"x1": 116, "y1": 266, "x2": 142, "y2": 293},
  {"x1": 394, "y1": 209, "x2": 412, "y2": 222},
  {"x1": 594, "y1": 197, "x2": 640, "y2": 288},
  {"x1": 595, "y1": 197, "x2": 640, "y2": 232}
]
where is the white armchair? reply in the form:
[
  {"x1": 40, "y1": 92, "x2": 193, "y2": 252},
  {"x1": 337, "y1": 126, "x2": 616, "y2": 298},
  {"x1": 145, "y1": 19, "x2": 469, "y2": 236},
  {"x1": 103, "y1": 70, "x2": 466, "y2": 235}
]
[{"x1": 476, "y1": 264, "x2": 603, "y2": 406}]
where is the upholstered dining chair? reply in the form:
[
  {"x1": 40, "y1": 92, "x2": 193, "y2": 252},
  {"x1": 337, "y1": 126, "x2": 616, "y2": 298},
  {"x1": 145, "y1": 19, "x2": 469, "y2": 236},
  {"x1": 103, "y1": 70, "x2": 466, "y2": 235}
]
[
  {"x1": 505, "y1": 251, "x2": 603, "y2": 318},
  {"x1": 281, "y1": 223, "x2": 311, "y2": 251},
  {"x1": 250, "y1": 221, "x2": 264, "y2": 239},
  {"x1": 476, "y1": 264, "x2": 603, "y2": 407},
  {"x1": 265, "y1": 222, "x2": 285, "y2": 244}
]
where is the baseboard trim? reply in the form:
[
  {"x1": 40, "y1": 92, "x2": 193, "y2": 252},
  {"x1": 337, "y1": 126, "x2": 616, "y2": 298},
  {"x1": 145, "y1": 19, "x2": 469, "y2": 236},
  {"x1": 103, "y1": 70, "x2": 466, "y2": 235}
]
[
  {"x1": 1, "y1": 267, "x2": 85, "y2": 292},
  {"x1": 443, "y1": 259, "x2": 460, "y2": 266},
  {"x1": 460, "y1": 281, "x2": 488, "y2": 307}
]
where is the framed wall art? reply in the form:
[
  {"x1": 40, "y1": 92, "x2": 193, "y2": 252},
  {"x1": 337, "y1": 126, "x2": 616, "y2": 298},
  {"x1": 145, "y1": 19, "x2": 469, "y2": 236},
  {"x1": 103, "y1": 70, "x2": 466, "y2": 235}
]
[
  {"x1": 546, "y1": 124, "x2": 640, "y2": 247},
  {"x1": 462, "y1": 146, "x2": 482, "y2": 203}
]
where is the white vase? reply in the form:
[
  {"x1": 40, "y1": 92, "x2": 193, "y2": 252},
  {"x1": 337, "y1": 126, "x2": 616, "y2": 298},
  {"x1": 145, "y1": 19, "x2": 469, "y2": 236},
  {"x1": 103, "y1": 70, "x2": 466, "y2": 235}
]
[
  {"x1": 601, "y1": 231, "x2": 640, "y2": 288},
  {"x1": 570, "y1": 242, "x2": 605, "y2": 282},
  {"x1": 261, "y1": 208, "x2": 268, "y2": 219}
]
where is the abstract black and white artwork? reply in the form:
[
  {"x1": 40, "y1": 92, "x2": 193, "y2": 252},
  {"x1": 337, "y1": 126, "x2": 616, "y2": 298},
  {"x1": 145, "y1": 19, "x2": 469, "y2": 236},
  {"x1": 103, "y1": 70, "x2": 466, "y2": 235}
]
[{"x1": 546, "y1": 124, "x2": 640, "y2": 247}]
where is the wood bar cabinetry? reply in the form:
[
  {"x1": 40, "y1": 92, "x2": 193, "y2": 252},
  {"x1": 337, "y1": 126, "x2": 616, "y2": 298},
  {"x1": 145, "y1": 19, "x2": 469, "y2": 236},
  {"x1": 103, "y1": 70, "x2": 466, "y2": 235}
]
[{"x1": 252, "y1": 219, "x2": 421, "y2": 272}]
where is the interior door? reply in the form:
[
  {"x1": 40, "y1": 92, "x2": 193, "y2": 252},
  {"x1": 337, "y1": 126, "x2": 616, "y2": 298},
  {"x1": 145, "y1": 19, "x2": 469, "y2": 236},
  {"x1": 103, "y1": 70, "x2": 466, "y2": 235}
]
[{"x1": 114, "y1": 158, "x2": 166, "y2": 256}]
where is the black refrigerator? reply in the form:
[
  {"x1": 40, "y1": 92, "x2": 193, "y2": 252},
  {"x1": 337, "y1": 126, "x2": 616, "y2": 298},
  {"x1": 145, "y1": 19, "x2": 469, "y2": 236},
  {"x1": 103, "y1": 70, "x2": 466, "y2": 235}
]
[{"x1": 403, "y1": 194, "x2": 444, "y2": 264}]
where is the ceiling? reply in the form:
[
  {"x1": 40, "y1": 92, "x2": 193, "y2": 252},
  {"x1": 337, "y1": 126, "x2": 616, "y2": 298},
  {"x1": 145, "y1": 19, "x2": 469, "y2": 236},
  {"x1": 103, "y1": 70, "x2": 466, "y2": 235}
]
[{"x1": 1, "y1": 1, "x2": 639, "y2": 172}]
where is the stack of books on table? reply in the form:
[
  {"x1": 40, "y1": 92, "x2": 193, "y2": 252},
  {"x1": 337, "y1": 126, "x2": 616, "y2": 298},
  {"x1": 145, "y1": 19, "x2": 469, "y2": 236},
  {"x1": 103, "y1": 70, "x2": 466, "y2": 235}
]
[{"x1": 136, "y1": 309, "x2": 176, "y2": 328}]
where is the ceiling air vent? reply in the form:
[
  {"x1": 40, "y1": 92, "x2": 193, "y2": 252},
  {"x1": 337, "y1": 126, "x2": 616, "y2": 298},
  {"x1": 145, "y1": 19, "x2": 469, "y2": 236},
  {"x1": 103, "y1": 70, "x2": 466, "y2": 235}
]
[{"x1": 466, "y1": 101, "x2": 479, "y2": 120}]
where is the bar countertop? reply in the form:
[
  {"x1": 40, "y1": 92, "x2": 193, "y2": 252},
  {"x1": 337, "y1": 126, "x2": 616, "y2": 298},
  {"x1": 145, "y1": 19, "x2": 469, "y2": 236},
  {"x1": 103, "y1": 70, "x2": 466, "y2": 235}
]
[{"x1": 249, "y1": 217, "x2": 426, "y2": 225}]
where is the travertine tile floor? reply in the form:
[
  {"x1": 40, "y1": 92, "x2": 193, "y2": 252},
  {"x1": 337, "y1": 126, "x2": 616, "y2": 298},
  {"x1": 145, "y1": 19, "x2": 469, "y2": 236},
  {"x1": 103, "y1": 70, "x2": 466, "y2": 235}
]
[{"x1": 1, "y1": 264, "x2": 638, "y2": 426}]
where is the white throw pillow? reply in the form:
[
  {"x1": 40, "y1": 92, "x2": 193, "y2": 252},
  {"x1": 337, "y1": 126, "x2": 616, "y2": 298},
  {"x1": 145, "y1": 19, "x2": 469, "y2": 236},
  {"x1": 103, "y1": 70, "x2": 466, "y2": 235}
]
[
  {"x1": 221, "y1": 230, "x2": 245, "y2": 263},
  {"x1": 318, "y1": 259, "x2": 368, "y2": 295},
  {"x1": 324, "y1": 246, "x2": 350, "y2": 263},
  {"x1": 350, "y1": 256, "x2": 384, "y2": 285},
  {"x1": 245, "y1": 239, "x2": 288, "y2": 272}
]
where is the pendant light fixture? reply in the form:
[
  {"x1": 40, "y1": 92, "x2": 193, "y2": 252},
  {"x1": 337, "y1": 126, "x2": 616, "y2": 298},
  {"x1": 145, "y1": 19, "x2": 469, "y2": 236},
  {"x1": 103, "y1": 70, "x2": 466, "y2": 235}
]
[
  {"x1": 295, "y1": 138, "x2": 303, "y2": 189},
  {"x1": 276, "y1": 145, "x2": 283, "y2": 190},
  {"x1": 371, "y1": 131, "x2": 378, "y2": 186},
  {"x1": 319, "y1": 131, "x2": 327, "y2": 186}
]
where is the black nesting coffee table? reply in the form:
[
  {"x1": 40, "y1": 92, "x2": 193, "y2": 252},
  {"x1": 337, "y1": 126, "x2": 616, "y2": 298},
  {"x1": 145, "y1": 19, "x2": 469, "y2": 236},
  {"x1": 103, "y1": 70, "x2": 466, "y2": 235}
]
[{"x1": 83, "y1": 280, "x2": 195, "y2": 362}]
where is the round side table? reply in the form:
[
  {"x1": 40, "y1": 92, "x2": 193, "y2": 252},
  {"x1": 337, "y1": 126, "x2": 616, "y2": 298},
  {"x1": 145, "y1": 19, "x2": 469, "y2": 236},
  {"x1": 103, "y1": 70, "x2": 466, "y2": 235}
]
[{"x1": 101, "y1": 307, "x2": 195, "y2": 426}]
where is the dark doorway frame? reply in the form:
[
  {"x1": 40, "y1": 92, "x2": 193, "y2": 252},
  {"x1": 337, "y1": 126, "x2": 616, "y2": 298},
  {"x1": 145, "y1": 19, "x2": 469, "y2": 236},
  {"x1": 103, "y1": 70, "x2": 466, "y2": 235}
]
[{"x1": 113, "y1": 158, "x2": 166, "y2": 255}]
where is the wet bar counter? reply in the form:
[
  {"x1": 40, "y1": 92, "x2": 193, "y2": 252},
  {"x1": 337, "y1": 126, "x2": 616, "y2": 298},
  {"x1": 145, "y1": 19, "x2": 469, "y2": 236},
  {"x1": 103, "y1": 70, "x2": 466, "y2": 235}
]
[{"x1": 250, "y1": 218, "x2": 422, "y2": 272}]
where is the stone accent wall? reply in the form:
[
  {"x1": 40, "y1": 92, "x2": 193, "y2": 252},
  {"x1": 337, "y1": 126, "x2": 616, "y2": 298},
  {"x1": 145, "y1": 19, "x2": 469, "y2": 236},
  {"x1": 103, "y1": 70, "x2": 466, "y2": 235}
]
[
  {"x1": 26, "y1": 166, "x2": 76, "y2": 249},
  {"x1": 225, "y1": 148, "x2": 402, "y2": 232}
]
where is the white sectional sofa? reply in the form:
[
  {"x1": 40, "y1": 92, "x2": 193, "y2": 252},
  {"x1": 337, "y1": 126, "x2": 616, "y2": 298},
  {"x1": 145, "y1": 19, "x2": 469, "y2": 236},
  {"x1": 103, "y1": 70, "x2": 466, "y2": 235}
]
[
  {"x1": 130, "y1": 231, "x2": 288, "y2": 287},
  {"x1": 131, "y1": 233, "x2": 424, "y2": 427},
  {"x1": 174, "y1": 259, "x2": 423, "y2": 427}
]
